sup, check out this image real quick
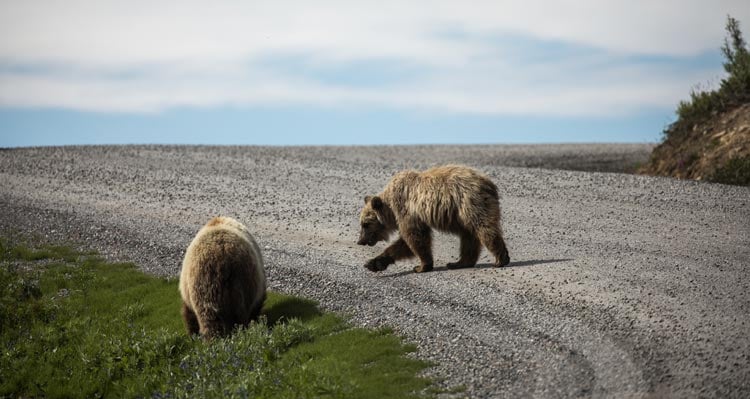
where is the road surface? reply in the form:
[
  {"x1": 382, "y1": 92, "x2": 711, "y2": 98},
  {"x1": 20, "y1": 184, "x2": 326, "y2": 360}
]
[{"x1": 1, "y1": 144, "x2": 747, "y2": 398}]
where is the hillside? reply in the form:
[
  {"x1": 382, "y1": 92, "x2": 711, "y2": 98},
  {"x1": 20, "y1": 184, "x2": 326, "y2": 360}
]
[
  {"x1": 640, "y1": 16, "x2": 750, "y2": 186},
  {"x1": 639, "y1": 103, "x2": 750, "y2": 184}
]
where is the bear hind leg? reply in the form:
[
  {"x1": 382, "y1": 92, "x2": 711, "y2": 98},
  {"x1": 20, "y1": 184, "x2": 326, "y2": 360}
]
[
  {"x1": 248, "y1": 292, "x2": 266, "y2": 323},
  {"x1": 195, "y1": 305, "x2": 233, "y2": 340},
  {"x1": 447, "y1": 231, "x2": 481, "y2": 269},
  {"x1": 182, "y1": 301, "x2": 200, "y2": 336},
  {"x1": 478, "y1": 226, "x2": 510, "y2": 267}
]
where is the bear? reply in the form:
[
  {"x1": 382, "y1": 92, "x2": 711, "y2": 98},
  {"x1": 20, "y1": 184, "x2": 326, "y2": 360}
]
[
  {"x1": 179, "y1": 216, "x2": 266, "y2": 339},
  {"x1": 357, "y1": 164, "x2": 510, "y2": 273}
]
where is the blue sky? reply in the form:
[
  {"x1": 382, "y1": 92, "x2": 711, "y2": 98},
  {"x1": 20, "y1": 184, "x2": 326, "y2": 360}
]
[{"x1": 1, "y1": 1, "x2": 749, "y2": 147}]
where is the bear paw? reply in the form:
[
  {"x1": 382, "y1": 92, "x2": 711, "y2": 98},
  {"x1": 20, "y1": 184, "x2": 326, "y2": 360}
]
[
  {"x1": 413, "y1": 263, "x2": 433, "y2": 273},
  {"x1": 496, "y1": 252, "x2": 511, "y2": 267},
  {"x1": 365, "y1": 257, "x2": 391, "y2": 272}
]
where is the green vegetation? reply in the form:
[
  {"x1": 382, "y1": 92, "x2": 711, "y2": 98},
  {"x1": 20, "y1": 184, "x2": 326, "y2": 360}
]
[
  {"x1": 671, "y1": 16, "x2": 750, "y2": 136},
  {"x1": 0, "y1": 236, "x2": 436, "y2": 398},
  {"x1": 710, "y1": 155, "x2": 750, "y2": 185}
]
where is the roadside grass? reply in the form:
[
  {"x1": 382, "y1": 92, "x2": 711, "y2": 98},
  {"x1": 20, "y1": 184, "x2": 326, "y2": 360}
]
[{"x1": 0, "y1": 237, "x2": 437, "y2": 398}]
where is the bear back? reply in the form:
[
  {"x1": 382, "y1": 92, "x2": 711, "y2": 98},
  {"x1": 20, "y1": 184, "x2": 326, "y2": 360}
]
[{"x1": 179, "y1": 216, "x2": 266, "y2": 338}]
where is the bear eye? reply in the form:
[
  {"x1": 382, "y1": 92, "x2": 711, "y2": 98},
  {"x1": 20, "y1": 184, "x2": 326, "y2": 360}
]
[{"x1": 362, "y1": 222, "x2": 371, "y2": 228}]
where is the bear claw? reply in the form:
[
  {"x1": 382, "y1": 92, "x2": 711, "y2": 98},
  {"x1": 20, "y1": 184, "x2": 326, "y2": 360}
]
[
  {"x1": 496, "y1": 252, "x2": 511, "y2": 267},
  {"x1": 413, "y1": 264, "x2": 433, "y2": 273}
]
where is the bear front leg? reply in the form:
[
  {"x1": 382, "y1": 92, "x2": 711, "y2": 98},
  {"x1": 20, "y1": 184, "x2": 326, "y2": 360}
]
[
  {"x1": 365, "y1": 255, "x2": 394, "y2": 272},
  {"x1": 402, "y1": 221, "x2": 434, "y2": 273},
  {"x1": 365, "y1": 237, "x2": 413, "y2": 272}
]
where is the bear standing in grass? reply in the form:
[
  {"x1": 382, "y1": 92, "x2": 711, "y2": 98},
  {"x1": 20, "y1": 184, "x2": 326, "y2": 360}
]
[
  {"x1": 179, "y1": 216, "x2": 266, "y2": 339},
  {"x1": 357, "y1": 165, "x2": 510, "y2": 273}
]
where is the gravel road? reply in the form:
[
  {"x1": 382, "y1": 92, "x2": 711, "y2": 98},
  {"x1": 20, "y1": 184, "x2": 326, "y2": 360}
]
[{"x1": 1, "y1": 144, "x2": 748, "y2": 398}]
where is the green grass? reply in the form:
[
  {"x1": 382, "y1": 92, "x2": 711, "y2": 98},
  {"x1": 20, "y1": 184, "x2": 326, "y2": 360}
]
[
  {"x1": 0, "y1": 239, "x2": 90, "y2": 263},
  {"x1": 0, "y1": 237, "x2": 437, "y2": 398}
]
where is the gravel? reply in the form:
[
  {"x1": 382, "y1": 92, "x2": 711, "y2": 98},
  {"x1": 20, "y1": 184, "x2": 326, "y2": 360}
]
[{"x1": 1, "y1": 144, "x2": 748, "y2": 398}]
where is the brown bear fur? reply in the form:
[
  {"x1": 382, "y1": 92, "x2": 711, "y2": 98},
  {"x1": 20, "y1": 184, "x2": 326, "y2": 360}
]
[
  {"x1": 179, "y1": 216, "x2": 266, "y2": 339},
  {"x1": 357, "y1": 164, "x2": 510, "y2": 273}
]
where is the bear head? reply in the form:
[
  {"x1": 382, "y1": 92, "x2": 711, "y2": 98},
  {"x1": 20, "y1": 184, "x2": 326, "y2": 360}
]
[{"x1": 357, "y1": 195, "x2": 392, "y2": 246}]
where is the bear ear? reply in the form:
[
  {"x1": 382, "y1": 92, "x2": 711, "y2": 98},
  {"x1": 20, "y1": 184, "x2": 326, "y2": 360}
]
[
  {"x1": 370, "y1": 196, "x2": 383, "y2": 210},
  {"x1": 364, "y1": 195, "x2": 372, "y2": 204}
]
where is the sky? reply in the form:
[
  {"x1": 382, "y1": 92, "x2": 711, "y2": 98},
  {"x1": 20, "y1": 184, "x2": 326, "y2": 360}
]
[{"x1": 1, "y1": 0, "x2": 749, "y2": 147}]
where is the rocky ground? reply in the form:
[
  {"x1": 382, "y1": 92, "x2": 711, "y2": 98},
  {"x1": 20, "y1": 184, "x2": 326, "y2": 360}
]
[{"x1": 1, "y1": 144, "x2": 748, "y2": 398}]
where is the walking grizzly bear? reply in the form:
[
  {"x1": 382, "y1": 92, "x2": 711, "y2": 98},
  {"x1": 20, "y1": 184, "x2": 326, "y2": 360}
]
[
  {"x1": 357, "y1": 164, "x2": 510, "y2": 273},
  {"x1": 179, "y1": 216, "x2": 266, "y2": 339}
]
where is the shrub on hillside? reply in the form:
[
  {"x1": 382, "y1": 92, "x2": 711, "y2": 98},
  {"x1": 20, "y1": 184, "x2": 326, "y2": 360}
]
[
  {"x1": 711, "y1": 155, "x2": 750, "y2": 185},
  {"x1": 670, "y1": 16, "x2": 750, "y2": 137}
]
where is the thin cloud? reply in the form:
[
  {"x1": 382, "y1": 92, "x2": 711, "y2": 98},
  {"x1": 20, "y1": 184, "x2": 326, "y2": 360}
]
[{"x1": 0, "y1": 0, "x2": 748, "y2": 115}]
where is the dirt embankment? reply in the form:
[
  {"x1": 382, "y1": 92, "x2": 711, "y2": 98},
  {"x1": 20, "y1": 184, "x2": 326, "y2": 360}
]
[{"x1": 640, "y1": 104, "x2": 750, "y2": 184}]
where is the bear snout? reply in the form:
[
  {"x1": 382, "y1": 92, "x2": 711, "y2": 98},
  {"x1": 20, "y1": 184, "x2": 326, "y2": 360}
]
[{"x1": 357, "y1": 233, "x2": 376, "y2": 246}]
